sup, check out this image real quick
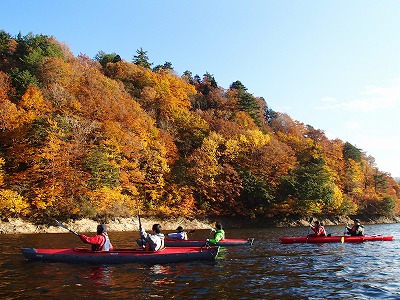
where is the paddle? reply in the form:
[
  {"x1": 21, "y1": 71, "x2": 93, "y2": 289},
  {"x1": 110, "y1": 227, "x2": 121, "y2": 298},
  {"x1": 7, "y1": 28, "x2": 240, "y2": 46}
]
[
  {"x1": 204, "y1": 227, "x2": 215, "y2": 246},
  {"x1": 341, "y1": 223, "x2": 349, "y2": 243},
  {"x1": 307, "y1": 217, "x2": 314, "y2": 235},
  {"x1": 55, "y1": 219, "x2": 79, "y2": 236},
  {"x1": 136, "y1": 198, "x2": 145, "y2": 249}
]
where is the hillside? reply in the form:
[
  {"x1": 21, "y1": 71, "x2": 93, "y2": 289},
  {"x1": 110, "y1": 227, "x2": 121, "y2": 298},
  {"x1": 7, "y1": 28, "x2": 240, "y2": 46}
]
[{"x1": 0, "y1": 31, "x2": 399, "y2": 224}]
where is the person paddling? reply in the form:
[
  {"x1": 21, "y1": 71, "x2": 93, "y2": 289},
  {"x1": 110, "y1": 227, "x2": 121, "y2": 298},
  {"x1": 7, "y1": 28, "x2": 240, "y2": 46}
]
[
  {"x1": 207, "y1": 222, "x2": 225, "y2": 245},
  {"x1": 308, "y1": 220, "x2": 327, "y2": 237},
  {"x1": 137, "y1": 223, "x2": 165, "y2": 251},
  {"x1": 167, "y1": 226, "x2": 188, "y2": 240},
  {"x1": 346, "y1": 219, "x2": 364, "y2": 236},
  {"x1": 79, "y1": 224, "x2": 113, "y2": 251}
]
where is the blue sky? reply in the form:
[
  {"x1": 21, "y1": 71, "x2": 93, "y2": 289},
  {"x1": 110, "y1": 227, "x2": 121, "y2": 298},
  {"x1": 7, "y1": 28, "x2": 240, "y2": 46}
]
[{"x1": 2, "y1": 1, "x2": 400, "y2": 177}]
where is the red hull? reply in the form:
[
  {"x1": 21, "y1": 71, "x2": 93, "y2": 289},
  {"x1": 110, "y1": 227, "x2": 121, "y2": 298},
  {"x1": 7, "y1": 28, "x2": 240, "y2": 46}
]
[
  {"x1": 21, "y1": 246, "x2": 219, "y2": 264},
  {"x1": 165, "y1": 238, "x2": 254, "y2": 247},
  {"x1": 280, "y1": 235, "x2": 393, "y2": 244}
]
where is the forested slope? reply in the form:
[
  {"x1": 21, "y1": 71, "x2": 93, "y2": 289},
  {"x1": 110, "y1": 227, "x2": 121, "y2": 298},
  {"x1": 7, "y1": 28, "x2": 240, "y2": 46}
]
[{"x1": 0, "y1": 31, "x2": 399, "y2": 223}]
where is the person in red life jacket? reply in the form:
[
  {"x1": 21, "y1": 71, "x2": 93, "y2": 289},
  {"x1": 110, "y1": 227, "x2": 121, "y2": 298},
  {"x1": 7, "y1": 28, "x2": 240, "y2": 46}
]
[
  {"x1": 309, "y1": 220, "x2": 327, "y2": 237},
  {"x1": 346, "y1": 219, "x2": 364, "y2": 236},
  {"x1": 79, "y1": 224, "x2": 113, "y2": 251}
]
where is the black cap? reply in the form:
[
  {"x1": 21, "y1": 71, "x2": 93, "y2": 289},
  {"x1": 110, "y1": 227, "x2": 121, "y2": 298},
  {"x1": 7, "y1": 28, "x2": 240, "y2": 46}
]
[
  {"x1": 97, "y1": 224, "x2": 107, "y2": 234},
  {"x1": 176, "y1": 226, "x2": 184, "y2": 232},
  {"x1": 354, "y1": 219, "x2": 360, "y2": 223}
]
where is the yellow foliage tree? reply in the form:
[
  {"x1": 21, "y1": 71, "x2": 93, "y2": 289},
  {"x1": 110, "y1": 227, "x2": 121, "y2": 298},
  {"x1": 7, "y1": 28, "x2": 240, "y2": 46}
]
[
  {"x1": 88, "y1": 186, "x2": 136, "y2": 218},
  {"x1": 0, "y1": 158, "x2": 30, "y2": 217},
  {"x1": 0, "y1": 189, "x2": 29, "y2": 218},
  {"x1": 19, "y1": 86, "x2": 51, "y2": 123},
  {"x1": 344, "y1": 159, "x2": 364, "y2": 202}
]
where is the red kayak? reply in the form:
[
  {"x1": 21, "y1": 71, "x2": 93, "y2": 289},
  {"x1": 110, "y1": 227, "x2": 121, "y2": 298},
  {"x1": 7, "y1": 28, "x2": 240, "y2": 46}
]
[
  {"x1": 280, "y1": 235, "x2": 393, "y2": 244},
  {"x1": 21, "y1": 246, "x2": 219, "y2": 264},
  {"x1": 165, "y1": 238, "x2": 254, "y2": 247}
]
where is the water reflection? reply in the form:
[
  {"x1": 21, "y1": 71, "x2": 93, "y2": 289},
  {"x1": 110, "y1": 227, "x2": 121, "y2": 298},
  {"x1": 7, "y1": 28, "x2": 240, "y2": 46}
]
[{"x1": 85, "y1": 266, "x2": 114, "y2": 286}]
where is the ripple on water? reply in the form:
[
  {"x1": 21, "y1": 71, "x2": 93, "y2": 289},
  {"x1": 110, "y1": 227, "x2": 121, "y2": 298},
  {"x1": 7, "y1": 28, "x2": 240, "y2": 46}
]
[{"x1": 2, "y1": 224, "x2": 400, "y2": 299}]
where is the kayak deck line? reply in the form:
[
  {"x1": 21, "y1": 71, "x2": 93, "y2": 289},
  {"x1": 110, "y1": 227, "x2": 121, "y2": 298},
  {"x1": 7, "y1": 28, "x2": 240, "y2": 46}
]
[
  {"x1": 279, "y1": 235, "x2": 394, "y2": 244},
  {"x1": 21, "y1": 246, "x2": 220, "y2": 264}
]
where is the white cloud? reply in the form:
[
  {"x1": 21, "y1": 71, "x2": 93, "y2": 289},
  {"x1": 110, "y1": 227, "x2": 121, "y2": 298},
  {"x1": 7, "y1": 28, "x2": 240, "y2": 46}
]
[{"x1": 317, "y1": 79, "x2": 400, "y2": 112}]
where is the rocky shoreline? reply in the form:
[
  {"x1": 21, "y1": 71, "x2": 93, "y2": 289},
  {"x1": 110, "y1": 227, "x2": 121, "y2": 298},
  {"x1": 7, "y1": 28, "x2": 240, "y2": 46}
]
[
  {"x1": 0, "y1": 217, "x2": 212, "y2": 234},
  {"x1": 1, "y1": 215, "x2": 399, "y2": 234}
]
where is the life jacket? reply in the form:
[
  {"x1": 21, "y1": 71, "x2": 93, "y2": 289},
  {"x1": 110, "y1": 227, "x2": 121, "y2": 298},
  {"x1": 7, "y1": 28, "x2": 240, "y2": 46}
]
[
  {"x1": 167, "y1": 231, "x2": 187, "y2": 240},
  {"x1": 92, "y1": 233, "x2": 111, "y2": 251},
  {"x1": 213, "y1": 229, "x2": 225, "y2": 241},
  {"x1": 101, "y1": 233, "x2": 111, "y2": 250},
  {"x1": 349, "y1": 225, "x2": 364, "y2": 236},
  {"x1": 144, "y1": 233, "x2": 164, "y2": 251}
]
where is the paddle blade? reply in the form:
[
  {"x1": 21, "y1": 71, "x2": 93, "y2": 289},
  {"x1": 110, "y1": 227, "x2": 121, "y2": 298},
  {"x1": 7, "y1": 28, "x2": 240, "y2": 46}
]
[{"x1": 55, "y1": 219, "x2": 67, "y2": 230}]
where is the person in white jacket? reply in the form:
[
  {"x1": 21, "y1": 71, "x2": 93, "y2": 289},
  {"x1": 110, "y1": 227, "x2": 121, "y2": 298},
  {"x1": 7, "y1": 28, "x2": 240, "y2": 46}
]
[
  {"x1": 137, "y1": 224, "x2": 165, "y2": 251},
  {"x1": 167, "y1": 226, "x2": 188, "y2": 240}
]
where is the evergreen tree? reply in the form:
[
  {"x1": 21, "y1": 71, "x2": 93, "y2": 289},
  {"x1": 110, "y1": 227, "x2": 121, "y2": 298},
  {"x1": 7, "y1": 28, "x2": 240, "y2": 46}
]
[
  {"x1": 94, "y1": 51, "x2": 121, "y2": 68},
  {"x1": 343, "y1": 142, "x2": 362, "y2": 162},
  {"x1": 230, "y1": 80, "x2": 261, "y2": 126},
  {"x1": 132, "y1": 47, "x2": 152, "y2": 68},
  {"x1": 153, "y1": 61, "x2": 173, "y2": 72},
  {"x1": 182, "y1": 70, "x2": 194, "y2": 84},
  {"x1": 203, "y1": 72, "x2": 218, "y2": 88},
  {"x1": 264, "y1": 105, "x2": 277, "y2": 126}
]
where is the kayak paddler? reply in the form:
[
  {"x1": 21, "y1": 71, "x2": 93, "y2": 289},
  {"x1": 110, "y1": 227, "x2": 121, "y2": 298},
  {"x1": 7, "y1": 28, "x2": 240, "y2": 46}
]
[
  {"x1": 346, "y1": 219, "x2": 364, "y2": 236},
  {"x1": 167, "y1": 226, "x2": 188, "y2": 240},
  {"x1": 308, "y1": 220, "x2": 327, "y2": 237},
  {"x1": 207, "y1": 222, "x2": 225, "y2": 245},
  {"x1": 137, "y1": 223, "x2": 165, "y2": 251},
  {"x1": 79, "y1": 224, "x2": 113, "y2": 251}
]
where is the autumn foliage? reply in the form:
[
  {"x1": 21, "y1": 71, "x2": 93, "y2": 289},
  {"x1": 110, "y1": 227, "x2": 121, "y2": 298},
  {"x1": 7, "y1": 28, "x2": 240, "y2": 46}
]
[{"x1": 0, "y1": 31, "x2": 399, "y2": 223}]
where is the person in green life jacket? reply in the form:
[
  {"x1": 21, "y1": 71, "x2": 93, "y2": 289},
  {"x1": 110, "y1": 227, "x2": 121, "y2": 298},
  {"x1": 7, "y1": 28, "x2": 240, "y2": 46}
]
[{"x1": 207, "y1": 222, "x2": 225, "y2": 245}]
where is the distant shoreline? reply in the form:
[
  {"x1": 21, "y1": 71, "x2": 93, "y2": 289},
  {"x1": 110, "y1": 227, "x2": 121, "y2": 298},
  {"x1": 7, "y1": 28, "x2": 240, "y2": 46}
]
[{"x1": 1, "y1": 215, "x2": 399, "y2": 234}]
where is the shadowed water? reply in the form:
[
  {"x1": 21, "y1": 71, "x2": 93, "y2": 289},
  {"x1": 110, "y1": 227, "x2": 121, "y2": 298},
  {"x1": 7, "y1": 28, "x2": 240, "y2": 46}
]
[{"x1": 1, "y1": 223, "x2": 399, "y2": 299}]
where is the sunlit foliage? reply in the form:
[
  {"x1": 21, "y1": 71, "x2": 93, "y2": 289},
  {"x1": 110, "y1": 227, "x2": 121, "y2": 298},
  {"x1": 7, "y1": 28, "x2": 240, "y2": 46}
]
[{"x1": 0, "y1": 31, "x2": 398, "y2": 222}]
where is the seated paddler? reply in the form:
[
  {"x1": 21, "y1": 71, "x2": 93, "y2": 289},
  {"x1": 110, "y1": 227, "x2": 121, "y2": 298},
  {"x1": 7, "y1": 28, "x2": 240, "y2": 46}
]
[
  {"x1": 308, "y1": 220, "x2": 327, "y2": 237},
  {"x1": 137, "y1": 223, "x2": 165, "y2": 251},
  {"x1": 167, "y1": 226, "x2": 188, "y2": 240},
  {"x1": 346, "y1": 219, "x2": 364, "y2": 236},
  {"x1": 207, "y1": 222, "x2": 225, "y2": 245},
  {"x1": 79, "y1": 224, "x2": 113, "y2": 251}
]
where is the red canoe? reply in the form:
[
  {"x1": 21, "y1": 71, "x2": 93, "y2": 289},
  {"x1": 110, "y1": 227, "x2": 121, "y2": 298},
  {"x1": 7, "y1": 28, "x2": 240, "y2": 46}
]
[
  {"x1": 165, "y1": 238, "x2": 254, "y2": 247},
  {"x1": 280, "y1": 235, "x2": 393, "y2": 244},
  {"x1": 21, "y1": 246, "x2": 219, "y2": 264}
]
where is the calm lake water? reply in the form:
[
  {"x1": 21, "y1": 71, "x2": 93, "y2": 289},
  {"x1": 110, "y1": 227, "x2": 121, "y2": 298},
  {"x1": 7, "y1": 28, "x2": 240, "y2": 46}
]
[{"x1": 1, "y1": 223, "x2": 400, "y2": 299}]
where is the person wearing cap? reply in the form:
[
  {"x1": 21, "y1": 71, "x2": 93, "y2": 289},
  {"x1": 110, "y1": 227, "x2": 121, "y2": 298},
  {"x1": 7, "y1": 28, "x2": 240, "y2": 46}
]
[
  {"x1": 167, "y1": 226, "x2": 188, "y2": 240},
  {"x1": 207, "y1": 222, "x2": 225, "y2": 245},
  {"x1": 346, "y1": 219, "x2": 364, "y2": 236},
  {"x1": 79, "y1": 224, "x2": 113, "y2": 251},
  {"x1": 137, "y1": 223, "x2": 165, "y2": 251},
  {"x1": 309, "y1": 220, "x2": 327, "y2": 237}
]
